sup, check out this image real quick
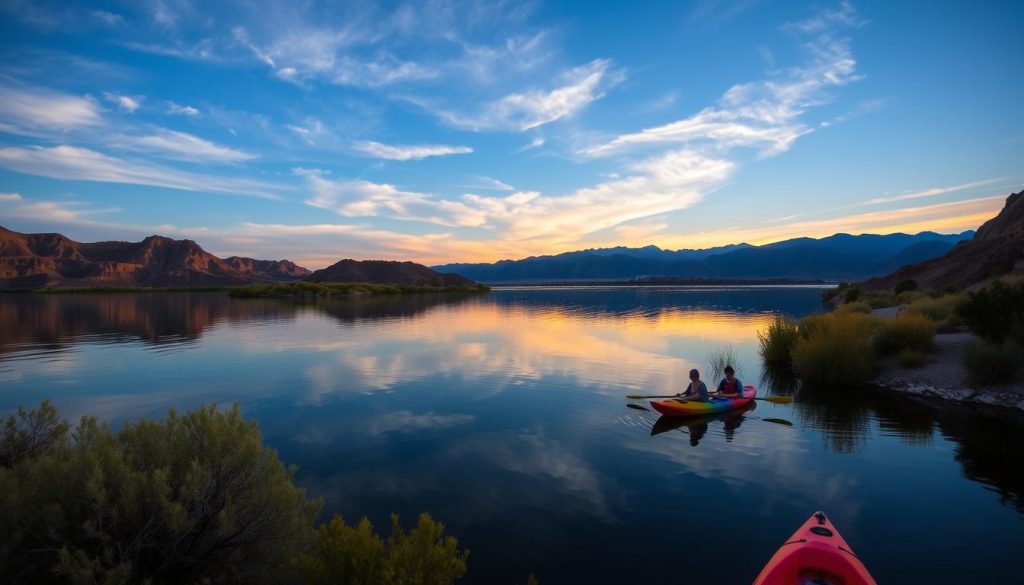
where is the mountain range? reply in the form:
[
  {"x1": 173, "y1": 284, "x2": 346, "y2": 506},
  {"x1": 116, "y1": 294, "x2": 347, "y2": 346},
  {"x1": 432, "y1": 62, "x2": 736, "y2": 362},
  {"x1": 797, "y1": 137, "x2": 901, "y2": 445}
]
[
  {"x1": 0, "y1": 227, "x2": 473, "y2": 290},
  {"x1": 434, "y1": 231, "x2": 975, "y2": 284},
  {"x1": 865, "y1": 189, "x2": 1024, "y2": 290}
]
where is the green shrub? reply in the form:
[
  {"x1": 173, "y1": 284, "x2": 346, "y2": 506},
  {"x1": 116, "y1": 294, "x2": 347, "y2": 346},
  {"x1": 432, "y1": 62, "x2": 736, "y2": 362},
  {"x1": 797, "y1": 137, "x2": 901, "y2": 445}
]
[
  {"x1": 296, "y1": 513, "x2": 468, "y2": 585},
  {"x1": 0, "y1": 400, "x2": 69, "y2": 468},
  {"x1": 837, "y1": 300, "x2": 871, "y2": 314},
  {"x1": 957, "y1": 280, "x2": 1024, "y2": 343},
  {"x1": 757, "y1": 315, "x2": 800, "y2": 364},
  {"x1": 864, "y1": 293, "x2": 898, "y2": 309},
  {"x1": 0, "y1": 403, "x2": 320, "y2": 584},
  {"x1": 874, "y1": 312, "x2": 936, "y2": 356},
  {"x1": 792, "y1": 312, "x2": 878, "y2": 385},
  {"x1": 964, "y1": 341, "x2": 1024, "y2": 385},
  {"x1": 844, "y1": 287, "x2": 861, "y2": 303},
  {"x1": 894, "y1": 279, "x2": 918, "y2": 294},
  {"x1": 905, "y1": 294, "x2": 964, "y2": 322},
  {"x1": 897, "y1": 349, "x2": 928, "y2": 369}
]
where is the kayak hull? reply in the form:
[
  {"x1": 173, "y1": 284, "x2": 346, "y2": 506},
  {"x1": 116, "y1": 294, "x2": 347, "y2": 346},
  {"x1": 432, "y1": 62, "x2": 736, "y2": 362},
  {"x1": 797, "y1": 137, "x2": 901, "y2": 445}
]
[
  {"x1": 753, "y1": 511, "x2": 877, "y2": 585},
  {"x1": 650, "y1": 385, "x2": 756, "y2": 417}
]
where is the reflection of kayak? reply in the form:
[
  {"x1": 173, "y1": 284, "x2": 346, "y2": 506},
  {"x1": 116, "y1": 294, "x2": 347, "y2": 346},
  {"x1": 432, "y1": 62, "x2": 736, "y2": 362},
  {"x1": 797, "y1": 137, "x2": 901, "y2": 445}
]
[
  {"x1": 650, "y1": 401, "x2": 754, "y2": 436},
  {"x1": 650, "y1": 385, "x2": 756, "y2": 417},
  {"x1": 753, "y1": 511, "x2": 877, "y2": 585}
]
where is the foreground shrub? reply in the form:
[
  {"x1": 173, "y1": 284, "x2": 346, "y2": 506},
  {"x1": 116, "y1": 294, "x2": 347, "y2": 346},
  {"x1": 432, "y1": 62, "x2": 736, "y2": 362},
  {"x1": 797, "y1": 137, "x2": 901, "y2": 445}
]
[
  {"x1": 957, "y1": 279, "x2": 1024, "y2": 343},
  {"x1": 874, "y1": 313, "x2": 936, "y2": 356},
  {"x1": 296, "y1": 513, "x2": 468, "y2": 585},
  {"x1": 0, "y1": 403, "x2": 320, "y2": 584},
  {"x1": 905, "y1": 294, "x2": 964, "y2": 322},
  {"x1": 0, "y1": 400, "x2": 69, "y2": 468},
  {"x1": 964, "y1": 341, "x2": 1024, "y2": 385},
  {"x1": 792, "y1": 312, "x2": 877, "y2": 385},
  {"x1": 898, "y1": 349, "x2": 928, "y2": 369},
  {"x1": 757, "y1": 316, "x2": 799, "y2": 365}
]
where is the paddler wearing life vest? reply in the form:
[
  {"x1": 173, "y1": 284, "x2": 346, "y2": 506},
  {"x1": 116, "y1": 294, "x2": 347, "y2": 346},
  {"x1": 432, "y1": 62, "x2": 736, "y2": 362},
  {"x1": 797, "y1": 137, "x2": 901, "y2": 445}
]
[
  {"x1": 676, "y1": 368, "x2": 709, "y2": 401},
  {"x1": 710, "y1": 365, "x2": 743, "y2": 398}
]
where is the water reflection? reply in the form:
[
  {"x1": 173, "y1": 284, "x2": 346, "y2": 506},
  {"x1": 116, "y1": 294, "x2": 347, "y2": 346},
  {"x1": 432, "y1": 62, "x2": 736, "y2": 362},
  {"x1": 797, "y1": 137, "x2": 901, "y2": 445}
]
[{"x1": 0, "y1": 288, "x2": 1022, "y2": 583}]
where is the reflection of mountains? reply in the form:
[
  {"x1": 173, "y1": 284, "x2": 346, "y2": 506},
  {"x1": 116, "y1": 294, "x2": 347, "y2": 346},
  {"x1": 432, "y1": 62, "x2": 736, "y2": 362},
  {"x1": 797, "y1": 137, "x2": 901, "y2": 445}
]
[
  {"x1": 795, "y1": 386, "x2": 1024, "y2": 512},
  {"x1": 0, "y1": 292, "x2": 477, "y2": 354},
  {"x1": 311, "y1": 293, "x2": 481, "y2": 324}
]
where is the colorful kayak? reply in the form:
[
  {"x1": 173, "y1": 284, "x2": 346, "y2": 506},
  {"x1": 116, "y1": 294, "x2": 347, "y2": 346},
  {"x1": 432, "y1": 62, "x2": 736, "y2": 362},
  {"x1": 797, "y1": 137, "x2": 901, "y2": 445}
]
[
  {"x1": 650, "y1": 385, "x2": 756, "y2": 417},
  {"x1": 753, "y1": 511, "x2": 877, "y2": 585}
]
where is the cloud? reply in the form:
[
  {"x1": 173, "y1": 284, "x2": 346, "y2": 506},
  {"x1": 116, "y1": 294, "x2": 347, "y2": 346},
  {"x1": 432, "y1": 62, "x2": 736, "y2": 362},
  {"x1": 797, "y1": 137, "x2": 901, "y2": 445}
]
[
  {"x1": 783, "y1": 0, "x2": 865, "y2": 34},
  {"x1": 583, "y1": 30, "x2": 858, "y2": 158},
  {"x1": 863, "y1": 178, "x2": 1006, "y2": 205},
  {"x1": 93, "y1": 10, "x2": 124, "y2": 26},
  {"x1": 352, "y1": 141, "x2": 473, "y2": 161},
  {"x1": 285, "y1": 119, "x2": 328, "y2": 145},
  {"x1": 167, "y1": 102, "x2": 199, "y2": 116},
  {"x1": 297, "y1": 168, "x2": 486, "y2": 227},
  {"x1": 432, "y1": 59, "x2": 624, "y2": 132},
  {"x1": 110, "y1": 129, "x2": 257, "y2": 162},
  {"x1": 462, "y1": 176, "x2": 514, "y2": 192},
  {"x1": 0, "y1": 192, "x2": 23, "y2": 201},
  {"x1": 104, "y1": 92, "x2": 143, "y2": 112},
  {"x1": 0, "y1": 84, "x2": 102, "y2": 134},
  {"x1": 0, "y1": 145, "x2": 281, "y2": 199}
]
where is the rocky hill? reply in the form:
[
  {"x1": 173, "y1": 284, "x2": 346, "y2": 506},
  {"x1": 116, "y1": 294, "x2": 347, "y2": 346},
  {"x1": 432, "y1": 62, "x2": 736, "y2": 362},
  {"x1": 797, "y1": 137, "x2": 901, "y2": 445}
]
[
  {"x1": 864, "y1": 189, "x2": 1023, "y2": 290},
  {"x1": 307, "y1": 259, "x2": 476, "y2": 287},
  {"x1": 0, "y1": 226, "x2": 310, "y2": 289}
]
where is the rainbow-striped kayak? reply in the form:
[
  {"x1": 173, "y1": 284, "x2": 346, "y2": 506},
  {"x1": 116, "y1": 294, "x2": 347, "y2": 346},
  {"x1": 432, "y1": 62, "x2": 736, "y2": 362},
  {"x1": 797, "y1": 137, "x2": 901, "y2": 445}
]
[{"x1": 650, "y1": 385, "x2": 756, "y2": 417}]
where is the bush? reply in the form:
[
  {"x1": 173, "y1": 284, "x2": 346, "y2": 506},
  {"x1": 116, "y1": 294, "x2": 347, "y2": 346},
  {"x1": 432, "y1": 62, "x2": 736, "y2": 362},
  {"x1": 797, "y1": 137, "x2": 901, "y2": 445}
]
[
  {"x1": 904, "y1": 294, "x2": 964, "y2": 322},
  {"x1": 957, "y1": 280, "x2": 1024, "y2": 343},
  {"x1": 0, "y1": 403, "x2": 321, "y2": 584},
  {"x1": 894, "y1": 279, "x2": 918, "y2": 294},
  {"x1": 837, "y1": 300, "x2": 871, "y2": 314},
  {"x1": 792, "y1": 312, "x2": 878, "y2": 386},
  {"x1": 757, "y1": 316, "x2": 799, "y2": 364},
  {"x1": 897, "y1": 349, "x2": 928, "y2": 369},
  {"x1": 0, "y1": 400, "x2": 69, "y2": 468},
  {"x1": 874, "y1": 313, "x2": 936, "y2": 356},
  {"x1": 844, "y1": 287, "x2": 861, "y2": 303},
  {"x1": 296, "y1": 513, "x2": 468, "y2": 585},
  {"x1": 964, "y1": 341, "x2": 1024, "y2": 385}
]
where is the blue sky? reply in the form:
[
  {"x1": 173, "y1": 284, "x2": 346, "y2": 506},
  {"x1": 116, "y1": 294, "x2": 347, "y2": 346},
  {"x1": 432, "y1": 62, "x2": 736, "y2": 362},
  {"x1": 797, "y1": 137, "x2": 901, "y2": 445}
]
[{"x1": 0, "y1": 0, "x2": 1021, "y2": 267}]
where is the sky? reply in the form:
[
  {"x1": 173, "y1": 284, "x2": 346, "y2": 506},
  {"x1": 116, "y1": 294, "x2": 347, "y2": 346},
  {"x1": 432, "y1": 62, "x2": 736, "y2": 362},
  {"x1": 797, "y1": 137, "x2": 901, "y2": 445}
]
[{"x1": 0, "y1": 0, "x2": 1022, "y2": 268}]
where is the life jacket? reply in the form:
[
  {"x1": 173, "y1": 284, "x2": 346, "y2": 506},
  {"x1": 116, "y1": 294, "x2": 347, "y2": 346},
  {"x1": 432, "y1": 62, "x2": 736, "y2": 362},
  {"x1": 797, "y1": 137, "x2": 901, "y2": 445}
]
[{"x1": 722, "y1": 378, "x2": 740, "y2": 395}]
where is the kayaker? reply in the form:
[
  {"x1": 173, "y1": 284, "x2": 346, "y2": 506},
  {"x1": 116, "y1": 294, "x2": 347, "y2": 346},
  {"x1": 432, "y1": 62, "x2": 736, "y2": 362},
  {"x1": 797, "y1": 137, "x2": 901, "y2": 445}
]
[
  {"x1": 677, "y1": 369, "x2": 709, "y2": 401},
  {"x1": 712, "y1": 365, "x2": 743, "y2": 398}
]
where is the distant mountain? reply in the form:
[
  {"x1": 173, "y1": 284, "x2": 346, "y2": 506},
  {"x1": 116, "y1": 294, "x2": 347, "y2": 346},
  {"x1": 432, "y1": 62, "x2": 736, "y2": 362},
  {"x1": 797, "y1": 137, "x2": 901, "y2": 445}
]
[
  {"x1": 865, "y1": 189, "x2": 1024, "y2": 290},
  {"x1": 0, "y1": 226, "x2": 310, "y2": 289},
  {"x1": 433, "y1": 231, "x2": 974, "y2": 283},
  {"x1": 307, "y1": 259, "x2": 478, "y2": 287}
]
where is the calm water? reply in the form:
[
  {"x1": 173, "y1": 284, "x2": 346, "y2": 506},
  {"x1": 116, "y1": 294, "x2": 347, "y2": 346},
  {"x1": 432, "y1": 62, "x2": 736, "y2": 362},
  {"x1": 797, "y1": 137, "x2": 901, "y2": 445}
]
[{"x1": 1, "y1": 287, "x2": 1022, "y2": 583}]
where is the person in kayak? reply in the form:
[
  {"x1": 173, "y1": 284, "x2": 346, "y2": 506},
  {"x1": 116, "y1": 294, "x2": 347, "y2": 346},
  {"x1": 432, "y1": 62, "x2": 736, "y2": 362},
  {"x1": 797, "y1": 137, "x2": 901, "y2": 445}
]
[
  {"x1": 677, "y1": 368, "x2": 709, "y2": 401},
  {"x1": 712, "y1": 365, "x2": 744, "y2": 398}
]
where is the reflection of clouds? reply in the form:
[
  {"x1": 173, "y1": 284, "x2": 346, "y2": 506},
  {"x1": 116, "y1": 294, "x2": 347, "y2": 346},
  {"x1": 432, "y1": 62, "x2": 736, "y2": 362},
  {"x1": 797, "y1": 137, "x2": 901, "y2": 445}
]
[
  {"x1": 365, "y1": 411, "x2": 473, "y2": 436},
  {"x1": 249, "y1": 301, "x2": 777, "y2": 404}
]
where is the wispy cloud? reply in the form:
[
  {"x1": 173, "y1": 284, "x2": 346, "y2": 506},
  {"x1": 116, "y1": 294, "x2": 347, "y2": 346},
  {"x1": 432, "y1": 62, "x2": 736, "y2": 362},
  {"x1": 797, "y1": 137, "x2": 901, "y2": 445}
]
[
  {"x1": 783, "y1": 0, "x2": 865, "y2": 33},
  {"x1": 431, "y1": 59, "x2": 624, "y2": 132},
  {"x1": 863, "y1": 178, "x2": 1006, "y2": 205},
  {"x1": 0, "y1": 84, "x2": 102, "y2": 134},
  {"x1": 167, "y1": 102, "x2": 199, "y2": 116},
  {"x1": 0, "y1": 192, "x2": 23, "y2": 201},
  {"x1": 110, "y1": 129, "x2": 257, "y2": 162},
  {"x1": 103, "y1": 92, "x2": 143, "y2": 112},
  {"x1": 583, "y1": 29, "x2": 858, "y2": 158},
  {"x1": 0, "y1": 145, "x2": 281, "y2": 199},
  {"x1": 353, "y1": 141, "x2": 472, "y2": 161}
]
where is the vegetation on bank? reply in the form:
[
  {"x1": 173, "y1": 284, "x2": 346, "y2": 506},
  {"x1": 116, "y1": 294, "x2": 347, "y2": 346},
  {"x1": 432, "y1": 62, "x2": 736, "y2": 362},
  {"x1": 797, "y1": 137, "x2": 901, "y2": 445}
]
[
  {"x1": 785, "y1": 278, "x2": 1024, "y2": 387},
  {"x1": 228, "y1": 281, "x2": 490, "y2": 298},
  {"x1": 3, "y1": 285, "x2": 235, "y2": 294},
  {"x1": 0, "y1": 402, "x2": 502, "y2": 585}
]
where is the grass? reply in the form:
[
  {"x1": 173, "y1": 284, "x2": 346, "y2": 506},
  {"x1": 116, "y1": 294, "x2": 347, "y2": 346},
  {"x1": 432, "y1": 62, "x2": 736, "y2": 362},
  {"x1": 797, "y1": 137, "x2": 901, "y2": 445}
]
[
  {"x1": 791, "y1": 312, "x2": 878, "y2": 386},
  {"x1": 705, "y1": 345, "x2": 740, "y2": 384},
  {"x1": 903, "y1": 294, "x2": 964, "y2": 322},
  {"x1": 837, "y1": 300, "x2": 872, "y2": 314},
  {"x1": 964, "y1": 340, "x2": 1024, "y2": 385},
  {"x1": 757, "y1": 315, "x2": 800, "y2": 365},
  {"x1": 874, "y1": 312, "x2": 936, "y2": 356},
  {"x1": 228, "y1": 281, "x2": 490, "y2": 298}
]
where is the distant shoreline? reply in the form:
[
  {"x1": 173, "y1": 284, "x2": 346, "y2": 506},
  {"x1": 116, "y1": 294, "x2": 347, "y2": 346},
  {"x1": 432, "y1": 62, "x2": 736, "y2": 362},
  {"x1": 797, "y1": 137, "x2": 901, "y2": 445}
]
[
  {"x1": 0, "y1": 282, "x2": 491, "y2": 296},
  {"x1": 478, "y1": 277, "x2": 835, "y2": 287}
]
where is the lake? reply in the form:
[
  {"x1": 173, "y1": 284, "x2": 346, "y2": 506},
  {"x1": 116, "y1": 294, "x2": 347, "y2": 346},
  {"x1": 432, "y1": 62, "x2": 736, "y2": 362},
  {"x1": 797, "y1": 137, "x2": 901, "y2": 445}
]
[{"x1": 1, "y1": 287, "x2": 1021, "y2": 583}]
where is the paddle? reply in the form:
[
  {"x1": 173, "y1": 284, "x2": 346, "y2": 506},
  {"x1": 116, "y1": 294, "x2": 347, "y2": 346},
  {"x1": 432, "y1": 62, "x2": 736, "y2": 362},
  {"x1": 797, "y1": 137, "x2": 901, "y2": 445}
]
[{"x1": 625, "y1": 393, "x2": 793, "y2": 404}]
